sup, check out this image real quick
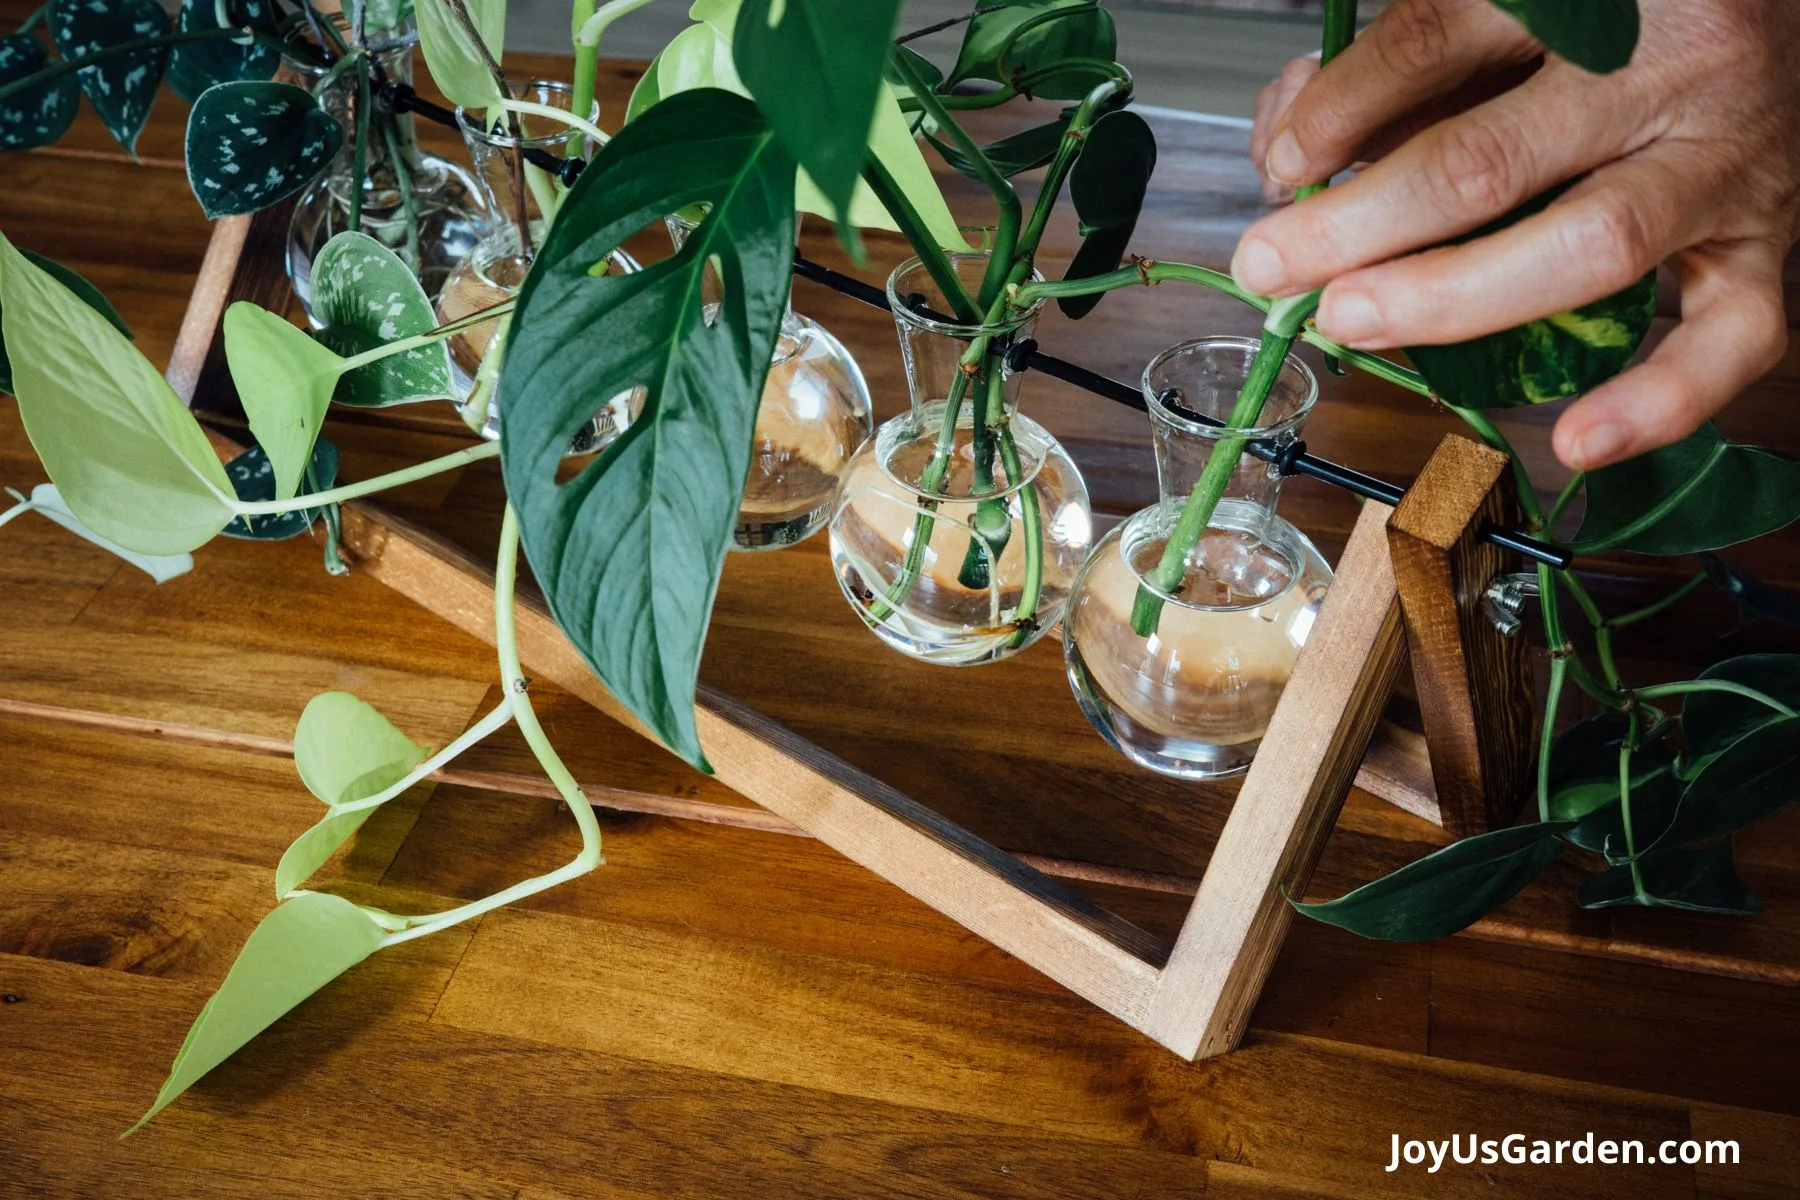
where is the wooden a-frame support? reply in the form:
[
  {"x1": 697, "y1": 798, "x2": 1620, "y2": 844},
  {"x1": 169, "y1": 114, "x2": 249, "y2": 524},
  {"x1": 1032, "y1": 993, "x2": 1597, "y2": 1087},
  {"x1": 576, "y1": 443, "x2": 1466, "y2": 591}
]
[{"x1": 167, "y1": 210, "x2": 1534, "y2": 1060}]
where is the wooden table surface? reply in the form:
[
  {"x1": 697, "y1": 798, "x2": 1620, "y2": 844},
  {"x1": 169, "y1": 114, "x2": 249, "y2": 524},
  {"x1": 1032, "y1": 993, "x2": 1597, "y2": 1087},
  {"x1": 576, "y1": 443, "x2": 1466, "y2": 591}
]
[{"x1": 4, "y1": 32, "x2": 1800, "y2": 1200}]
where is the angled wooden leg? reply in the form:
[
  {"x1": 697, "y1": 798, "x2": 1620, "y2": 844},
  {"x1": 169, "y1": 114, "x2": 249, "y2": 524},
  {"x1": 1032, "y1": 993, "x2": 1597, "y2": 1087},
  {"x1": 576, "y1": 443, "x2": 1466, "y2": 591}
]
[
  {"x1": 1386, "y1": 434, "x2": 1536, "y2": 837},
  {"x1": 1142, "y1": 499, "x2": 1407, "y2": 1059}
]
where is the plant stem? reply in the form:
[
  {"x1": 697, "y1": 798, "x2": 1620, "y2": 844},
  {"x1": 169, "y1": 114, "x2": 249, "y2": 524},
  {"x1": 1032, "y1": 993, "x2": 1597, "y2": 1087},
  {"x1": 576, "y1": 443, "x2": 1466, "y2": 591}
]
[
  {"x1": 1547, "y1": 471, "x2": 1585, "y2": 530},
  {"x1": 1294, "y1": 0, "x2": 1356, "y2": 202},
  {"x1": 1000, "y1": 426, "x2": 1043, "y2": 646},
  {"x1": 571, "y1": 0, "x2": 660, "y2": 126},
  {"x1": 860, "y1": 158, "x2": 979, "y2": 323},
  {"x1": 0, "y1": 27, "x2": 291, "y2": 103},
  {"x1": 1537, "y1": 653, "x2": 1565, "y2": 823},
  {"x1": 895, "y1": 4, "x2": 1008, "y2": 45},
  {"x1": 1610, "y1": 572, "x2": 1707, "y2": 630},
  {"x1": 15, "y1": 3, "x2": 46, "y2": 33},
  {"x1": 1632, "y1": 679, "x2": 1798, "y2": 716},
  {"x1": 337, "y1": 297, "x2": 515, "y2": 370},
  {"x1": 348, "y1": 54, "x2": 372, "y2": 233},
  {"x1": 380, "y1": 114, "x2": 421, "y2": 268},
  {"x1": 1618, "y1": 713, "x2": 1648, "y2": 899},
  {"x1": 321, "y1": 698, "x2": 516, "y2": 819},
  {"x1": 1012, "y1": 73, "x2": 1130, "y2": 263},
  {"x1": 226, "y1": 442, "x2": 499, "y2": 516},
  {"x1": 498, "y1": 96, "x2": 610, "y2": 148}
]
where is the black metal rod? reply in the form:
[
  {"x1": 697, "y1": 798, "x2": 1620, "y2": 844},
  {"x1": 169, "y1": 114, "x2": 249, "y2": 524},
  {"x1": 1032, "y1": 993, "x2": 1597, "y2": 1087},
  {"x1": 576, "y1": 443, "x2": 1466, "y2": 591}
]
[{"x1": 792, "y1": 254, "x2": 1570, "y2": 569}]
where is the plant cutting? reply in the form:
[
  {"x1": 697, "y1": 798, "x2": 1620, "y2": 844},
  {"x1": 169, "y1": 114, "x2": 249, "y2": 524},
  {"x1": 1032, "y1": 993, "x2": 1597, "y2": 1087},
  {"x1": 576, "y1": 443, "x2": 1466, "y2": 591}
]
[{"x1": 0, "y1": 0, "x2": 1798, "y2": 1131}]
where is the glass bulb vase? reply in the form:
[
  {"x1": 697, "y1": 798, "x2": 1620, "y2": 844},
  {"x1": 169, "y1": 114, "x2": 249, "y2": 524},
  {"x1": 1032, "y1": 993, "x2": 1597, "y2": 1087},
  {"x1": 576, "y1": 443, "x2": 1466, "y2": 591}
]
[
  {"x1": 1064, "y1": 336, "x2": 1333, "y2": 779},
  {"x1": 829, "y1": 253, "x2": 1093, "y2": 665}
]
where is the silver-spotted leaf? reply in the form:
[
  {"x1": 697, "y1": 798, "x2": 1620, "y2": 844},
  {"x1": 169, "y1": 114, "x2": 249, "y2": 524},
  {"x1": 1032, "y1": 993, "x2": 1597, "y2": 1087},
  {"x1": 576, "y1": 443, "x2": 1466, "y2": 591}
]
[
  {"x1": 310, "y1": 231, "x2": 450, "y2": 407},
  {"x1": 499, "y1": 88, "x2": 795, "y2": 770},
  {"x1": 220, "y1": 438, "x2": 340, "y2": 540},
  {"x1": 128, "y1": 892, "x2": 387, "y2": 1132},
  {"x1": 1572, "y1": 424, "x2": 1800, "y2": 555},
  {"x1": 1488, "y1": 0, "x2": 1639, "y2": 74},
  {"x1": 0, "y1": 246, "x2": 132, "y2": 394},
  {"x1": 0, "y1": 33, "x2": 81, "y2": 149},
  {"x1": 47, "y1": 0, "x2": 169, "y2": 154},
  {"x1": 185, "y1": 80, "x2": 341, "y2": 219},
  {"x1": 166, "y1": 0, "x2": 280, "y2": 103},
  {"x1": 0, "y1": 232, "x2": 235, "y2": 554},
  {"x1": 222, "y1": 301, "x2": 345, "y2": 501}
]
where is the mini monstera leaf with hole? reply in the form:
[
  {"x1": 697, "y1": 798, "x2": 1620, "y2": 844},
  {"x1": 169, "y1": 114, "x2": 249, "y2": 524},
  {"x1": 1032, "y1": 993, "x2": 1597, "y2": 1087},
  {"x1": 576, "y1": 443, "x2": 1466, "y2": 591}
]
[{"x1": 499, "y1": 88, "x2": 796, "y2": 771}]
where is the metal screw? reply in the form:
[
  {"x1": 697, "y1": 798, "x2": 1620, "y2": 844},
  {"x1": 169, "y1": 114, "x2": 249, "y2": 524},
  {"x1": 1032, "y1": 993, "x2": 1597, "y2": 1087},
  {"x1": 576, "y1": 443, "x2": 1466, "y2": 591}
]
[{"x1": 1482, "y1": 572, "x2": 1540, "y2": 637}]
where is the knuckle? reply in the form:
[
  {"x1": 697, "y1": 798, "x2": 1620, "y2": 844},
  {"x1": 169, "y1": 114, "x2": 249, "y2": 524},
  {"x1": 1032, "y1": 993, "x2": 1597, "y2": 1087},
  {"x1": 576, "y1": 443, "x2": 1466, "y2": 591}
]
[
  {"x1": 1374, "y1": 0, "x2": 1454, "y2": 76},
  {"x1": 1743, "y1": 291, "x2": 1790, "y2": 369},
  {"x1": 1422, "y1": 116, "x2": 1528, "y2": 216},
  {"x1": 1569, "y1": 199, "x2": 1660, "y2": 291}
]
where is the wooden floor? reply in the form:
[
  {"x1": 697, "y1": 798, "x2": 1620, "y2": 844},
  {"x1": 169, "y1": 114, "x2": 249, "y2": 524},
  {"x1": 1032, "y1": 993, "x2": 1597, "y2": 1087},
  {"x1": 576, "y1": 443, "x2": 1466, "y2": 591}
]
[{"x1": 4, "y1": 31, "x2": 1800, "y2": 1200}]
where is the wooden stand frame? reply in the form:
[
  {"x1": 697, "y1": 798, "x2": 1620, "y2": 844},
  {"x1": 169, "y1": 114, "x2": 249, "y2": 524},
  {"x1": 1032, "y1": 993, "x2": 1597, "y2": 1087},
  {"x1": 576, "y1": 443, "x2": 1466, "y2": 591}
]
[{"x1": 167, "y1": 213, "x2": 1531, "y2": 1062}]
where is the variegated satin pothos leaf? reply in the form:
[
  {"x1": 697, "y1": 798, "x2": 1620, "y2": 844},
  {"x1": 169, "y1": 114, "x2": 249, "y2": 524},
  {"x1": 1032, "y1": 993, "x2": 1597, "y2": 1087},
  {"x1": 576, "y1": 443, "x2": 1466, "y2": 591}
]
[
  {"x1": 0, "y1": 34, "x2": 81, "y2": 150},
  {"x1": 185, "y1": 81, "x2": 342, "y2": 219},
  {"x1": 309, "y1": 232, "x2": 452, "y2": 407},
  {"x1": 47, "y1": 0, "x2": 170, "y2": 154},
  {"x1": 220, "y1": 438, "x2": 341, "y2": 540},
  {"x1": 166, "y1": 0, "x2": 281, "y2": 103},
  {"x1": 1406, "y1": 187, "x2": 1656, "y2": 409}
]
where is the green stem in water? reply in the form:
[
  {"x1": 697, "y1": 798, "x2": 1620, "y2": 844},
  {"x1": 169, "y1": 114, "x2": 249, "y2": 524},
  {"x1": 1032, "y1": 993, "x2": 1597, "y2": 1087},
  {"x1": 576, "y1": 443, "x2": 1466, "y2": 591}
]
[
  {"x1": 0, "y1": 27, "x2": 293, "y2": 104},
  {"x1": 999, "y1": 426, "x2": 1043, "y2": 647},
  {"x1": 379, "y1": 114, "x2": 421, "y2": 269},
  {"x1": 957, "y1": 356, "x2": 1011, "y2": 589},
  {"x1": 225, "y1": 441, "x2": 499, "y2": 516}
]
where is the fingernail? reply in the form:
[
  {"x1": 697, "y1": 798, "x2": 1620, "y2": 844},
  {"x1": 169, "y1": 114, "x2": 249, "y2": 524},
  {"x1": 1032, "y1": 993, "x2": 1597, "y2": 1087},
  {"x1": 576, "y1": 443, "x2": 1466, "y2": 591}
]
[
  {"x1": 1319, "y1": 290, "x2": 1382, "y2": 344},
  {"x1": 1266, "y1": 129, "x2": 1306, "y2": 186},
  {"x1": 1572, "y1": 422, "x2": 1629, "y2": 468},
  {"x1": 1233, "y1": 238, "x2": 1286, "y2": 293}
]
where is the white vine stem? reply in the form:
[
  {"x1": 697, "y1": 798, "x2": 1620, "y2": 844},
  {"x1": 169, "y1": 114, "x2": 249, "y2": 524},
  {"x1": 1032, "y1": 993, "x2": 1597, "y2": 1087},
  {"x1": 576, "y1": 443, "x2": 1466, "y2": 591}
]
[
  {"x1": 379, "y1": 503, "x2": 603, "y2": 947},
  {"x1": 223, "y1": 441, "x2": 501, "y2": 516},
  {"x1": 498, "y1": 97, "x2": 611, "y2": 150}
]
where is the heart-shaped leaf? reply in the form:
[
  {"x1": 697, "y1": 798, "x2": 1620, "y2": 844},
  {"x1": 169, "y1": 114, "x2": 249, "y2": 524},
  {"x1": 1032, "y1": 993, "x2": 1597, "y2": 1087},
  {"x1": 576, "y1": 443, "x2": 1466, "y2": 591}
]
[
  {"x1": 0, "y1": 246, "x2": 131, "y2": 394},
  {"x1": 1546, "y1": 711, "x2": 1677, "y2": 843},
  {"x1": 166, "y1": 0, "x2": 280, "y2": 103},
  {"x1": 732, "y1": 0, "x2": 903, "y2": 250},
  {"x1": 0, "y1": 33, "x2": 81, "y2": 150},
  {"x1": 223, "y1": 301, "x2": 346, "y2": 501},
  {"x1": 1487, "y1": 0, "x2": 1639, "y2": 74},
  {"x1": 185, "y1": 80, "x2": 342, "y2": 219},
  {"x1": 1059, "y1": 108, "x2": 1154, "y2": 319},
  {"x1": 414, "y1": 0, "x2": 506, "y2": 111},
  {"x1": 6, "y1": 483, "x2": 194, "y2": 582},
  {"x1": 1702, "y1": 555, "x2": 1800, "y2": 630},
  {"x1": 220, "y1": 438, "x2": 341, "y2": 540},
  {"x1": 47, "y1": 0, "x2": 169, "y2": 154},
  {"x1": 1578, "y1": 839, "x2": 1760, "y2": 915},
  {"x1": 128, "y1": 891, "x2": 387, "y2": 1133},
  {"x1": 500, "y1": 88, "x2": 795, "y2": 770},
  {"x1": 0, "y1": 233, "x2": 235, "y2": 554},
  {"x1": 1292, "y1": 822, "x2": 1573, "y2": 941},
  {"x1": 1653, "y1": 716, "x2": 1800, "y2": 849},
  {"x1": 947, "y1": 0, "x2": 1117, "y2": 101},
  {"x1": 633, "y1": 15, "x2": 968, "y2": 250},
  {"x1": 1572, "y1": 424, "x2": 1800, "y2": 555},
  {"x1": 1681, "y1": 654, "x2": 1800, "y2": 764},
  {"x1": 310, "y1": 232, "x2": 451, "y2": 407}
]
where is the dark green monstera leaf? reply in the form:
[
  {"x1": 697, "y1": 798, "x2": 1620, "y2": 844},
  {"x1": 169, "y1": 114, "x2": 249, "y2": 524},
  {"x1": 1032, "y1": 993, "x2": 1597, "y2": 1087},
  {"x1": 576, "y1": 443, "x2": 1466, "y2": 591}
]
[
  {"x1": 220, "y1": 438, "x2": 341, "y2": 540},
  {"x1": 0, "y1": 247, "x2": 132, "y2": 395},
  {"x1": 1059, "y1": 108, "x2": 1155, "y2": 319},
  {"x1": 166, "y1": 0, "x2": 280, "y2": 103},
  {"x1": 309, "y1": 232, "x2": 451, "y2": 407},
  {"x1": 1578, "y1": 839, "x2": 1759, "y2": 915},
  {"x1": 1702, "y1": 555, "x2": 1800, "y2": 630},
  {"x1": 1292, "y1": 822, "x2": 1573, "y2": 941},
  {"x1": 1572, "y1": 424, "x2": 1800, "y2": 555},
  {"x1": 185, "y1": 80, "x2": 341, "y2": 218},
  {"x1": 1488, "y1": 0, "x2": 1639, "y2": 74},
  {"x1": 498, "y1": 89, "x2": 795, "y2": 771},
  {"x1": 946, "y1": 0, "x2": 1117, "y2": 101},
  {"x1": 47, "y1": 0, "x2": 170, "y2": 154},
  {"x1": 0, "y1": 34, "x2": 81, "y2": 150}
]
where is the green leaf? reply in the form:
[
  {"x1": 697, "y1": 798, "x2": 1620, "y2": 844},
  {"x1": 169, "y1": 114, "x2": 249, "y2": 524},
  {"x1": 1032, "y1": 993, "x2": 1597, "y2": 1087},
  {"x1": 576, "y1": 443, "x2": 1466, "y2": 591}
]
[
  {"x1": 293, "y1": 691, "x2": 430, "y2": 807},
  {"x1": 1702, "y1": 555, "x2": 1800, "y2": 630},
  {"x1": 947, "y1": 0, "x2": 1117, "y2": 101},
  {"x1": 414, "y1": 0, "x2": 506, "y2": 111},
  {"x1": 1546, "y1": 711, "x2": 1673, "y2": 821},
  {"x1": 128, "y1": 892, "x2": 387, "y2": 1133},
  {"x1": 185, "y1": 81, "x2": 343, "y2": 219},
  {"x1": 1566, "y1": 768, "x2": 1679, "y2": 861},
  {"x1": 310, "y1": 231, "x2": 451, "y2": 407},
  {"x1": 1487, "y1": 0, "x2": 1639, "y2": 74},
  {"x1": 1681, "y1": 655, "x2": 1800, "y2": 763},
  {"x1": 1577, "y1": 839, "x2": 1760, "y2": 915},
  {"x1": 220, "y1": 438, "x2": 341, "y2": 540},
  {"x1": 1292, "y1": 822, "x2": 1573, "y2": 941},
  {"x1": 732, "y1": 0, "x2": 903, "y2": 251},
  {"x1": 636, "y1": 16, "x2": 969, "y2": 250},
  {"x1": 929, "y1": 109, "x2": 1071, "y2": 180},
  {"x1": 0, "y1": 247, "x2": 132, "y2": 394},
  {"x1": 222, "y1": 301, "x2": 345, "y2": 502},
  {"x1": 366, "y1": 0, "x2": 414, "y2": 32},
  {"x1": 1654, "y1": 716, "x2": 1800, "y2": 849},
  {"x1": 1059, "y1": 108, "x2": 1154, "y2": 319},
  {"x1": 0, "y1": 33, "x2": 81, "y2": 150},
  {"x1": 6, "y1": 483, "x2": 194, "y2": 582},
  {"x1": 0, "y1": 232, "x2": 235, "y2": 555},
  {"x1": 166, "y1": 0, "x2": 280, "y2": 103},
  {"x1": 1571, "y1": 424, "x2": 1800, "y2": 555},
  {"x1": 47, "y1": 0, "x2": 169, "y2": 153},
  {"x1": 500, "y1": 88, "x2": 795, "y2": 770}
]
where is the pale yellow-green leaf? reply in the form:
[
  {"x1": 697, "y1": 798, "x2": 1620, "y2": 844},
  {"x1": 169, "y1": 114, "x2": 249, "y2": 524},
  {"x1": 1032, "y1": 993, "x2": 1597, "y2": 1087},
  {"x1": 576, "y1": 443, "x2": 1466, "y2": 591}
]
[
  {"x1": 0, "y1": 233, "x2": 235, "y2": 555},
  {"x1": 293, "y1": 691, "x2": 431, "y2": 807},
  {"x1": 274, "y1": 807, "x2": 376, "y2": 897},
  {"x1": 415, "y1": 0, "x2": 507, "y2": 111},
  {"x1": 128, "y1": 893, "x2": 387, "y2": 1133},
  {"x1": 222, "y1": 302, "x2": 345, "y2": 501}
]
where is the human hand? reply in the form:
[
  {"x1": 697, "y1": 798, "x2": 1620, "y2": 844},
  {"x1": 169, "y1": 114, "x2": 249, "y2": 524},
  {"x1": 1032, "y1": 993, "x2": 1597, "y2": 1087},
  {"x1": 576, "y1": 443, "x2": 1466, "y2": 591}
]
[{"x1": 1236, "y1": 0, "x2": 1800, "y2": 471}]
